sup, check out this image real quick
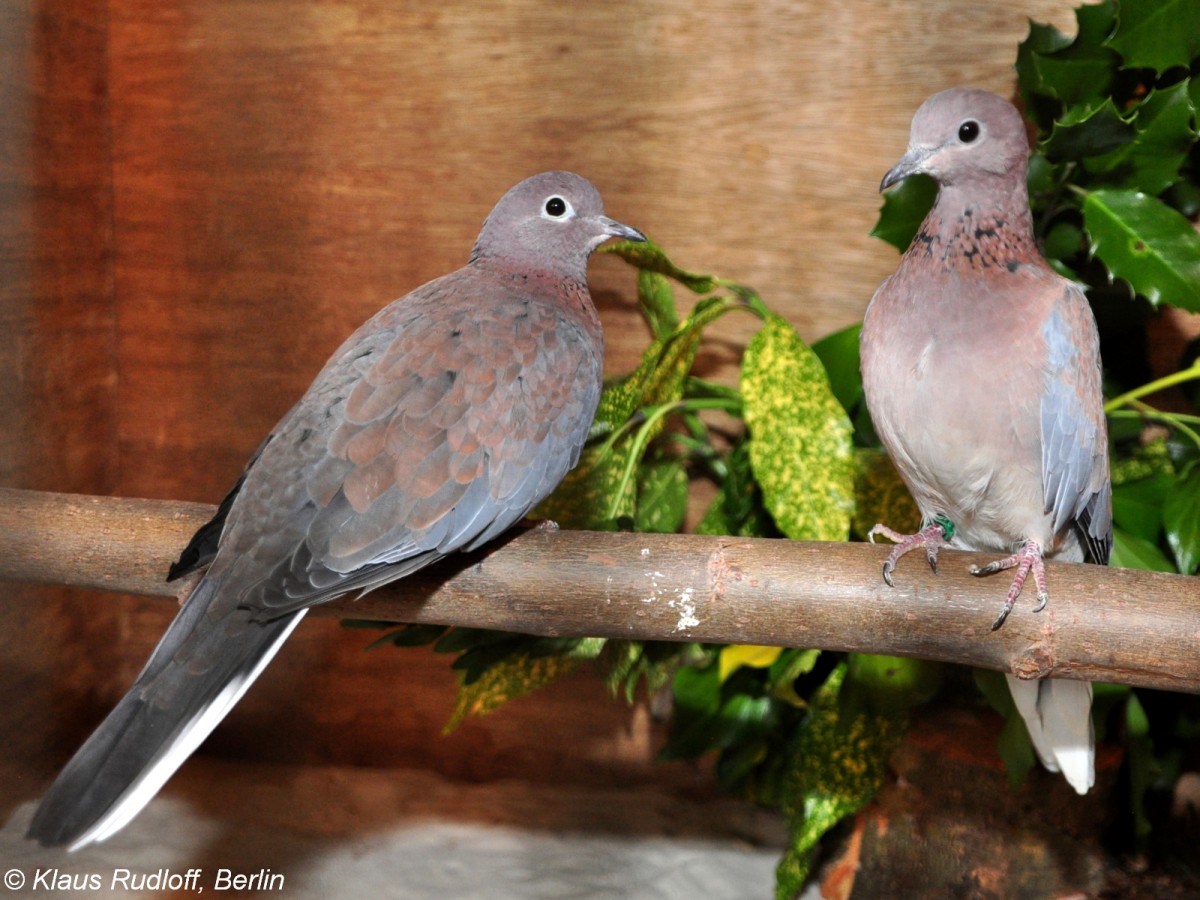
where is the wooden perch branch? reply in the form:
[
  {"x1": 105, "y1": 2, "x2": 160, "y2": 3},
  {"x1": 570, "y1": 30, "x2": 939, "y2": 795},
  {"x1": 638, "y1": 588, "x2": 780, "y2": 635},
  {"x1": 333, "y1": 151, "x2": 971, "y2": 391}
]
[{"x1": 2, "y1": 487, "x2": 1198, "y2": 694}]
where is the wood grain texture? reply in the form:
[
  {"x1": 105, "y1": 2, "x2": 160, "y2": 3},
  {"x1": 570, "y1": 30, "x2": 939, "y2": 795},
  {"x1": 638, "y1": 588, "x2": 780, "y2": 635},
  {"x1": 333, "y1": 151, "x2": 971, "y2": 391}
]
[
  {"x1": 0, "y1": 0, "x2": 117, "y2": 822},
  {"x1": 104, "y1": 0, "x2": 1080, "y2": 503}
]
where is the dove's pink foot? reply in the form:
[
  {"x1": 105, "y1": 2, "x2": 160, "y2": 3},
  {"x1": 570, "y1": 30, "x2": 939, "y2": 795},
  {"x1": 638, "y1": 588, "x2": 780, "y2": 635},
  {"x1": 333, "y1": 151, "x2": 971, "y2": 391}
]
[
  {"x1": 868, "y1": 518, "x2": 954, "y2": 587},
  {"x1": 968, "y1": 539, "x2": 1048, "y2": 631}
]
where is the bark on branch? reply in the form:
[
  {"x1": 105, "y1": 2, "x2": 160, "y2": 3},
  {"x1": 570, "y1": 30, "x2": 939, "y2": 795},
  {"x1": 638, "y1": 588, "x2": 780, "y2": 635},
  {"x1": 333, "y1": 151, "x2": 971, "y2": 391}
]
[{"x1": 2, "y1": 487, "x2": 1197, "y2": 694}]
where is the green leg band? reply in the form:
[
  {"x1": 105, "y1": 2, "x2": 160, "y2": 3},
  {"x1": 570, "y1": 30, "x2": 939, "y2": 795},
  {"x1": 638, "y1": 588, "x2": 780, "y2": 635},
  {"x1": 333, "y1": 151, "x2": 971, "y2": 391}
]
[{"x1": 933, "y1": 515, "x2": 955, "y2": 542}]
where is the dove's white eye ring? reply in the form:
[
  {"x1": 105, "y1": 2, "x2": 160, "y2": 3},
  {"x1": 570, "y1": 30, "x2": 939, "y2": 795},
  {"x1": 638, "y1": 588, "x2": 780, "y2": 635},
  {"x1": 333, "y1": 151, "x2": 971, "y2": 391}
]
[
  {"x1": 542, "y1": 196, "x2": 571, "y2": 219},
  {"x1": 958, "y1": 120, "x2": 981, "y2": 143}
]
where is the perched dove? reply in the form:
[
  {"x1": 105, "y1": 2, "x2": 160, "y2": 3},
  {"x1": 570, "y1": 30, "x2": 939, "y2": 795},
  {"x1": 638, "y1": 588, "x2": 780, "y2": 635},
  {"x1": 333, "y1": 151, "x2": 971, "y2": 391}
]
[
  {"x1": 860, "y1": 89, "x2": 1111, "y2": 794},
  {"x1": 28, "y1": 171, "x2": 645, "y2": 848}
]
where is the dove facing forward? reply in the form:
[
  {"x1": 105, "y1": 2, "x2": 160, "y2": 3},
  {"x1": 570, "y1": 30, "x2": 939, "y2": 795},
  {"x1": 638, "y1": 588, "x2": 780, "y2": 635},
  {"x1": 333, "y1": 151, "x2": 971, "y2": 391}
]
[
  {"x1": 28, "y1": 171, "x2": 646, "y2": 849},
  {"x1": 860, "y1": 89, "x2": 1111, "y2": 794}
]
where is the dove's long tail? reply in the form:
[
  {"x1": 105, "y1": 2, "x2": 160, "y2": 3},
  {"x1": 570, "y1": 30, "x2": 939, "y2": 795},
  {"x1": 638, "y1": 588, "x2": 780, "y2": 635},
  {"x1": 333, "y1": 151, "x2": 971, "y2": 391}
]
[
  {"x1": 1005, "y1": 674, "x2": 1095, "y2": 794},
  {"x1": 26, "y1": 577, "x2": 305, "y2": 850}
]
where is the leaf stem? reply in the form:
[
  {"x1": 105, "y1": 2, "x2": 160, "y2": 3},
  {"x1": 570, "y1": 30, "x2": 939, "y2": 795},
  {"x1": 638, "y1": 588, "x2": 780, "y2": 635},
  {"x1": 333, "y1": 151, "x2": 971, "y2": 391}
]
[
  {"x1": 1108, "y1": 404, "x2": 1200, "y2": 454},
  {"x1": 1104, "y1": 361, "x2": 1200, "y2": 413},
  {"x1": 605, "y1": 397, "x2": 743, "y2": 521}
]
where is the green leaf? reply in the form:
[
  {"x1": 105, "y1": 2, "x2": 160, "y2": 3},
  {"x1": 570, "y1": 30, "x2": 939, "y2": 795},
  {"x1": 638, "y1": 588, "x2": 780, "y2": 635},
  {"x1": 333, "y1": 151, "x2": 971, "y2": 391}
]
[
  {"x1": 696, "y1": 439, "x2": 777, "y2": 538},
  {"x1": 1111, "y1": 471, "x2": 1174, "y2": 542},
  {"x1": 637, "y1": 269, "x2": 679, "y2": 340},
  {"x1": 1016, "y1": 19, "x2": 1076, "y2": 111},
  {"x1": 1105, "y1": 0, "x2": 1200, "y2": 71},
  {"x1": 1163, "y1": 466, "x2": 1200, "y2": 573},
  {"x1": 635, "y1": 458, "x2": 689, "y2": 534},
  {"x1": 1043, "y1": 220, "x2": 1086, "y2": 264},
  {"x1": 433, "y1": 626, "x2": 523, "y2": 656},
  {"x1": 870, "y1": 173, "x2": 937, "y2": 252},
  {"x1": 1082, "y1": 188, "x2": 1200, "y2": 309},
  {"x1": 662, "y1": 662, "x2": 781, "y2": 761},
  {"x1": 1040, "y1": 98, "x2": 1135, "y2": 163},
  {"x1": 767, "y1": 648, "x2": 822, "y2": 707},
  {"x1": 1082, "y1": 83, "x2": 1197, "y2": 195},
  {"x1": 603, "y1": 640, "x2": 687, "y2": 703},
  {"x1": 1111, "y1": 525, "x2": 1178, "y2": 572},
  {"x1": 741, "y1": 314, "x2": 855, "y2": 541},
  {"x1": 536, "y1": 295, "x2": 741, "y2": 530},
  {"x1": 600, "y1": 238, "x2": 723, "y2": 294},
  {"x1": 362, "y1": 623, "x2": 449, "y2": 650},
  {"x1": 1017, "y1": 2, "x2": 1118, "y2": 112},
  {"x1": 775, "y1": 663, "x2": 903, "y2": 897},
  {"x1": 811, "y1": 323, "x2": 863, "y2": 415},
  {"x1": 535, "y1": 441, "x2": 635, "y2": 531},
  {"x1": 642, "y1": 296, "x2": 737, "y2": 406}
]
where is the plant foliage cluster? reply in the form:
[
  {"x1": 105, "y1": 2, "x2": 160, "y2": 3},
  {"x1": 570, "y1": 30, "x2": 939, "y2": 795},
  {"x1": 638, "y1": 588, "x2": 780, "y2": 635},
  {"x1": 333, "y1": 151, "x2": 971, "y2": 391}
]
[{"x1": 350, "y1": 1, "x2": 1200, "y2": 894}]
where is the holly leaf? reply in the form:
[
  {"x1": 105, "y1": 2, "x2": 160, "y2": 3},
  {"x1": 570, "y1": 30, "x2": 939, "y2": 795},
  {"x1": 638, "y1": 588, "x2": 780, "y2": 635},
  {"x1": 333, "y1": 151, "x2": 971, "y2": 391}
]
[
  {"x1": 1040, "y1": 98, "x2": 1136, "y2": 163},
  {"x1": 1017, "y1": 1, "x2": 1118, "y2": 113},
  {"x1": 1082, "y1": 188, "x2": 1200, "y2": 309},
  {"x1": 741, "y1": 314, "x2": 855, "y2": 541},
  {"x1": 870, "y1": 173, "x2": 937, "y2": 252},
  {"x1": 1016, "y1": 19, "x2": 1075, "y2": 114},
  {"x1": 1104, "y1": 0, "x2": 1200, "y2": 72},
  {"x1": 811, "y1": 323, "x2": 864, "y2": 415},
  {"x1": 1082, "y1": 83, "x2": 1198, "y2": 195}
]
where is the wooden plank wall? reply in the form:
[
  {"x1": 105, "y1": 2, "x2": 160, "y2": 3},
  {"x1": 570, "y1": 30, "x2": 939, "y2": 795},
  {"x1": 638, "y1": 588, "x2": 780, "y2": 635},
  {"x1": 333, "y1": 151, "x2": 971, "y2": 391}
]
[
  {"x1": 6, "y1": 0, "x2": 1083, "y2": 802},
  {"x1": 0, "y1": 0, "x2": 117, "y2": 811}
]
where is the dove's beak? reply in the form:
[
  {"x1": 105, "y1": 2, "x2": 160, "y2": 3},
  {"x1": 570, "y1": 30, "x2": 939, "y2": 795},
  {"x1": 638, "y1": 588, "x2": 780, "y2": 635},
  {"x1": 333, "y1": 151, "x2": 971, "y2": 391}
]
[
  {"x1": 599, "y1": 217, "x2": 647, "y2": 243},
  {"x1": 880, "y1": 145, "x2": 934, "y2": 192}
]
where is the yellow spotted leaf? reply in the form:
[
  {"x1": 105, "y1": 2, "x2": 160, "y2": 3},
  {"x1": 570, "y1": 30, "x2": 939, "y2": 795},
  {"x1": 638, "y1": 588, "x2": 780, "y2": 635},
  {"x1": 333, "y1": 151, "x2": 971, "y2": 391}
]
[
  {"x1": 445, "y1": 653, "x2": 581, "y2": 733},
  {"x1": 775, "y1": 662, "x2": 905, "y2": 897},
  {"x1": 852, "y1": 448, "x2": 921, "y2": 540},
  {"x1": 742, "y1": 314, "x2": 855, "y2": 541}
]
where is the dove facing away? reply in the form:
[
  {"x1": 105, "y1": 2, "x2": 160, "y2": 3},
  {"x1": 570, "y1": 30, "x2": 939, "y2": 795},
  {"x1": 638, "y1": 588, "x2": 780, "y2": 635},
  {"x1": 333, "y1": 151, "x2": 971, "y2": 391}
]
[
  {"x1": 860, "y1": 89, "x2": 1111, "y2": 794},
  {"x1": 28, "y1": 171, "x2": 646, "y2": 848}
]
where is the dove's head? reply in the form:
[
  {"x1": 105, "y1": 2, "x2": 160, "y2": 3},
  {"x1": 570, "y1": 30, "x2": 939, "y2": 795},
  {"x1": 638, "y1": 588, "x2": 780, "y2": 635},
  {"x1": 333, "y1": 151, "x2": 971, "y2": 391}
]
[
  {"x1": 880, "y1": 88, "x2": 1031, "y2": 192},
  {"x1": 471, "y1": 171, "x2": 645, "y2": 274}
]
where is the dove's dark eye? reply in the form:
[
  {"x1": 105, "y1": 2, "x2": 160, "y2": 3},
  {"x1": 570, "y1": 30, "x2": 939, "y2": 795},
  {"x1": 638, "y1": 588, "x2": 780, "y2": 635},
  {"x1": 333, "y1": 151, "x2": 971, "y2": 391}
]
[
  {"x1": 958, "y1": 120, "x2": 980, "y2": 143},
  {"x1": 544, "y1": 197, "x2": 567, "y2": 217}
]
